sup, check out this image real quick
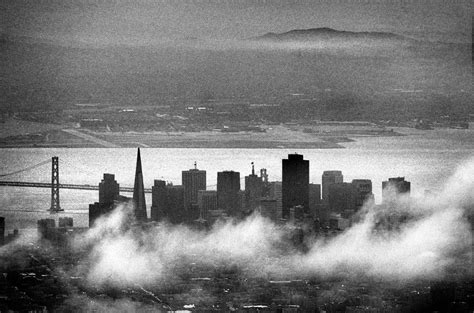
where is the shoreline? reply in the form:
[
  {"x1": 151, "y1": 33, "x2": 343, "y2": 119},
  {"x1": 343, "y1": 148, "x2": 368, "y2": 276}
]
[
  {"x1": 0, "y1": 142, "x2": 346, "y2": 149},
  {"x1": 0, "y1": 119, "x2": 408, "y2": 149}
]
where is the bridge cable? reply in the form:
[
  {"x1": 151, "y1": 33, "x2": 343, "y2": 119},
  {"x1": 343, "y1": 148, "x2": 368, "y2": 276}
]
[{"x1": 0, "y1": 159, "x2": 51, "y2": 178}]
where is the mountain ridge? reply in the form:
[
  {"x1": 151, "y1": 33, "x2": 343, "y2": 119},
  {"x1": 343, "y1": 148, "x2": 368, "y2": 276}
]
[{"x1": 251, "y1": 27, "x2": 409, "y2": 42}]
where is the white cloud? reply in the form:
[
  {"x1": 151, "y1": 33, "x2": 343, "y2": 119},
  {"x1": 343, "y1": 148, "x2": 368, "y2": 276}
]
[{"x1": 75, "y1": 158, "x2": 474, "y2": 287}]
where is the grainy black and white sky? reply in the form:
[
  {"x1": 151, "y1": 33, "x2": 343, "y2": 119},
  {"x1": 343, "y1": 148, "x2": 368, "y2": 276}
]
[{"x1": 1, "y1": 0, "x2": 472, "y2": 46}]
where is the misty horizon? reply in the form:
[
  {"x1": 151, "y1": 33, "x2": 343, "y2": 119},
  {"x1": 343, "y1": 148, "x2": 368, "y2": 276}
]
[
  {"x1": 1, "y1": 1, "x2": 473, "y2": 311},
  {"x1": 2, "y1": 26, "x2": 470, "y2": 50},
  {"x1": 2, "y1": 0, "x2": 471, "y2": 46}
]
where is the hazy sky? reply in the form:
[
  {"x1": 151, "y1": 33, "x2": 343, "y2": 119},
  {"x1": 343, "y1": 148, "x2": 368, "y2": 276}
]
[{"x1": 1, "y1": 0, "x2": 472, "y2": 45}]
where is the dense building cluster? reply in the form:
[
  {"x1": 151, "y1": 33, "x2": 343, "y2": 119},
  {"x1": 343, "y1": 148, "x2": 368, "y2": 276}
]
[
  {"x1": 0, "y1": 148, "x2": 415, "y2": 246},
  {"x1": 86, "y1": 149, "x2": 411, "y2": 237},
  {"x1": 1, "y1": 149, "x2": 473, "y2": 312}
]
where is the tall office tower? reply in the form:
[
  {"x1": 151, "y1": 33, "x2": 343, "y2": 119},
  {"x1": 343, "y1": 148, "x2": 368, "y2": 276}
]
[
  {"x1": 0, "y1": 217, "x2": 4, "y2": 246},
  {"x1": 198, "y1": 190, "x2": 217, "y2": 220},
  {"x1": 182, "y1": 163, "x2": 206, "y2": 210},
  {"x1": 151, "y1": 180, "x2": 167, "y2": 221},
  {"x1": 268, "y1": 181, "x2": 282, "y2": 218},
  {"x1": 245, "y1": 163, "x2": 264, "y2": 211},
  {"x1": 217, "y1": 171, "x2": 241, "y2": 216},
  {"x1": 167, "y1": 185, "x2": 185, "y2": 223},
  {"x1": 328, "y1": 182, "x2": 358, "y2": 215},
  {"x1": 150, "y1": 181, "x2": 186, "y2": 224},
  {"x1": 382, "y1": 177, "x2": 411, "y2": 202},
  {"x1": 322, "y1": 170, "x2": 344, "y2": 203},
  {"x1": 89, "y1": 172, "x2": 123, "y2": 227},
  {"x1": 282, "y1": 154, "x2": 309, "y2": 219},
  {"x1": 309, "y1": 183, "x2": 321, "y2": 217},
  {"x1": 133, "y1": 148, "x2": 147, "y2": 222},
  {"x1": 99, "y1": 173, "x2": 120, "y2": 205},
  {"x1": 351, "y1": 179, "x2": 374, "y2": 209}
]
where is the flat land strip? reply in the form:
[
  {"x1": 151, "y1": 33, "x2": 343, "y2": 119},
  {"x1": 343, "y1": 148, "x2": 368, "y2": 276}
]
[{"x1": 0, "y1": 119, "x2": 401, "y2": 148}]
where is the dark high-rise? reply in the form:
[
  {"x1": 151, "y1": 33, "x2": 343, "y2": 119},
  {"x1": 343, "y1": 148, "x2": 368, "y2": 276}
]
[
  {"x1": 99, "y1": 173, "x2": 120, "y2": 205},
  {"x1": 382, "y1": 177, "x2": 411, "y2": 202},
  {"x1": 351, "y1": 179, "x2": 374, "y2": 209},
  {"x1": 198, "y1": 190, "x2": 217, "y2": 220},
  {"x1": 150, "y1": 180, "x2": 167, "y2": 222},
  {"x1": 328, "y1": 182, "x2": 357, "y2": 214},
  {"x1": 167, "y1": 185, "x2": 185, "y2": 223},
  {"x1": 322, "y1": 170, "x2": 343, "y2": 203},
  {"x1": 133, "y1": 148, "x2": 147, "y2": 222},
  {"x1": 268, "y1": 181, "x2": 282, "y2": 218},
  {"x1": 182, "y1": 163, "x2": 206, "y2": 210},
  {"x1": 150, "y1": 180, "x2": 186, "y2": 224},
  {"x1": 89, "y1": 173, "x2": 122, "y2": 227},
  {"x1": 245, "y1": 163, "x2": 264, "y2": 212},
  {"x1": 217, "y1": 171, "x2": 241, "y2": 216},
  {"x1": 282, "y1": 153, "x2": 309, "y2": 219}
]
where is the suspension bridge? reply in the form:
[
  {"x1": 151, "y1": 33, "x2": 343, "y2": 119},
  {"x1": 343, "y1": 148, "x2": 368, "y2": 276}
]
[
  {"x1": 0, "y1": 155, "x2": 250, "y2": 213},
  {"x1": 0, "y1": 157, "x2": 151, "y2": 213}
]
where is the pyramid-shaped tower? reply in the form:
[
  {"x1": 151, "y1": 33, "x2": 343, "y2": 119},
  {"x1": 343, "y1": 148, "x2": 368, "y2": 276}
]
[{"x1": 133, "y1": 148, "x2": 147, "y2": 222}]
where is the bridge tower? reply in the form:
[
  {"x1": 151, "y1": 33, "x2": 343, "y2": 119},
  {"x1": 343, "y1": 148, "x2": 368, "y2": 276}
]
[{"x1": 50, "y1": 156, "x2": 62, "y2": 212}]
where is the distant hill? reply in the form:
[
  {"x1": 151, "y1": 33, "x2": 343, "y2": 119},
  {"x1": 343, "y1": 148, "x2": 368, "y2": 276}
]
[
  {"x1": 1, "y1": 30, "x2": 471, "y2": 121},
  {"x1": 252, "y1": 27, "x2": 409, "y2": 42}
]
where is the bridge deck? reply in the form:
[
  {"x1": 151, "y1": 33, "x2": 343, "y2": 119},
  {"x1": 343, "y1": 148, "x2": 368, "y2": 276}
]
[{"x1": 0, "y1": 181, "x2": 152, "y2": 193}]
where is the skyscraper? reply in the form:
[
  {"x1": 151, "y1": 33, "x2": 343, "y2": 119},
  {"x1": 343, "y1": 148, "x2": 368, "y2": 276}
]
[
  {"x1": 99, "y1": 173, "x2": 120, "y2": 205},
  {"x1": 217, "y1": 171, "x2": 241, "y2": 216},
  {"x1": 351, "y1": 179, "x2": 374, "y2": 209},
  {"x1": 322, "y1": 170, "x2": 344, "y2": 202},
  {"x1": 89, "y1": 173, "x2": 123, "y2": 227},
  {"x1": 328, "y1": 182, "x2": 357, "y2": 215},
  {"x1": 245, "y1": 163, "x2": 264, "y2": 212},
  {"x1": 382, "y1": 177, "x2": 411, "y2": 202},
  {"x1": 282, "y1": 153, "x2": 309, "y2": 219},
  {"x1": 268, "y1": 181, "x2": 282, "y2": 218},
  {"x1": 150, "y1": 180, "x2": 186, "y2": 224},
  {"x1": 150, "y1": 180, "x2": 167, "y2": 222},
  {"x1": 198, "y1": 190, "x2": 217, "y2": 220},
  {"x1": 133, "y1": 148, "x2": 147, "y2": 222},
  {"x1": 182, "y1": 163, "x2": 206, "y2": 210},
  {"x1": 167, "y1": 185, "x2": 185, "y2": 223}
]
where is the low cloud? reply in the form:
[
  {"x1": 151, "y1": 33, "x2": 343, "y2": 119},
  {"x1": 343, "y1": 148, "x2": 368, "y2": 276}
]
[
  {"x1": 74, "y1": 205, "x2": 285, "y2": 286},
  {"x1": 74, "y1": 158, "x2": 474, "y2": 288},
  {"x1": 300, "y1": 205, "x2": 469, "y2": 280}
]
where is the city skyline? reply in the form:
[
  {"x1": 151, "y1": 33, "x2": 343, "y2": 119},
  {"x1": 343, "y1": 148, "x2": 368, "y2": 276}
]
[
  {"x1": 0, "y1": 0, "x2": 472, "y2": 310},
  {"x1": 80, "y1": 149, "x2": 415, "y2": 226},
  {"x1": 1, "y1": 149, "x2": 473, "y2": 312}
]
